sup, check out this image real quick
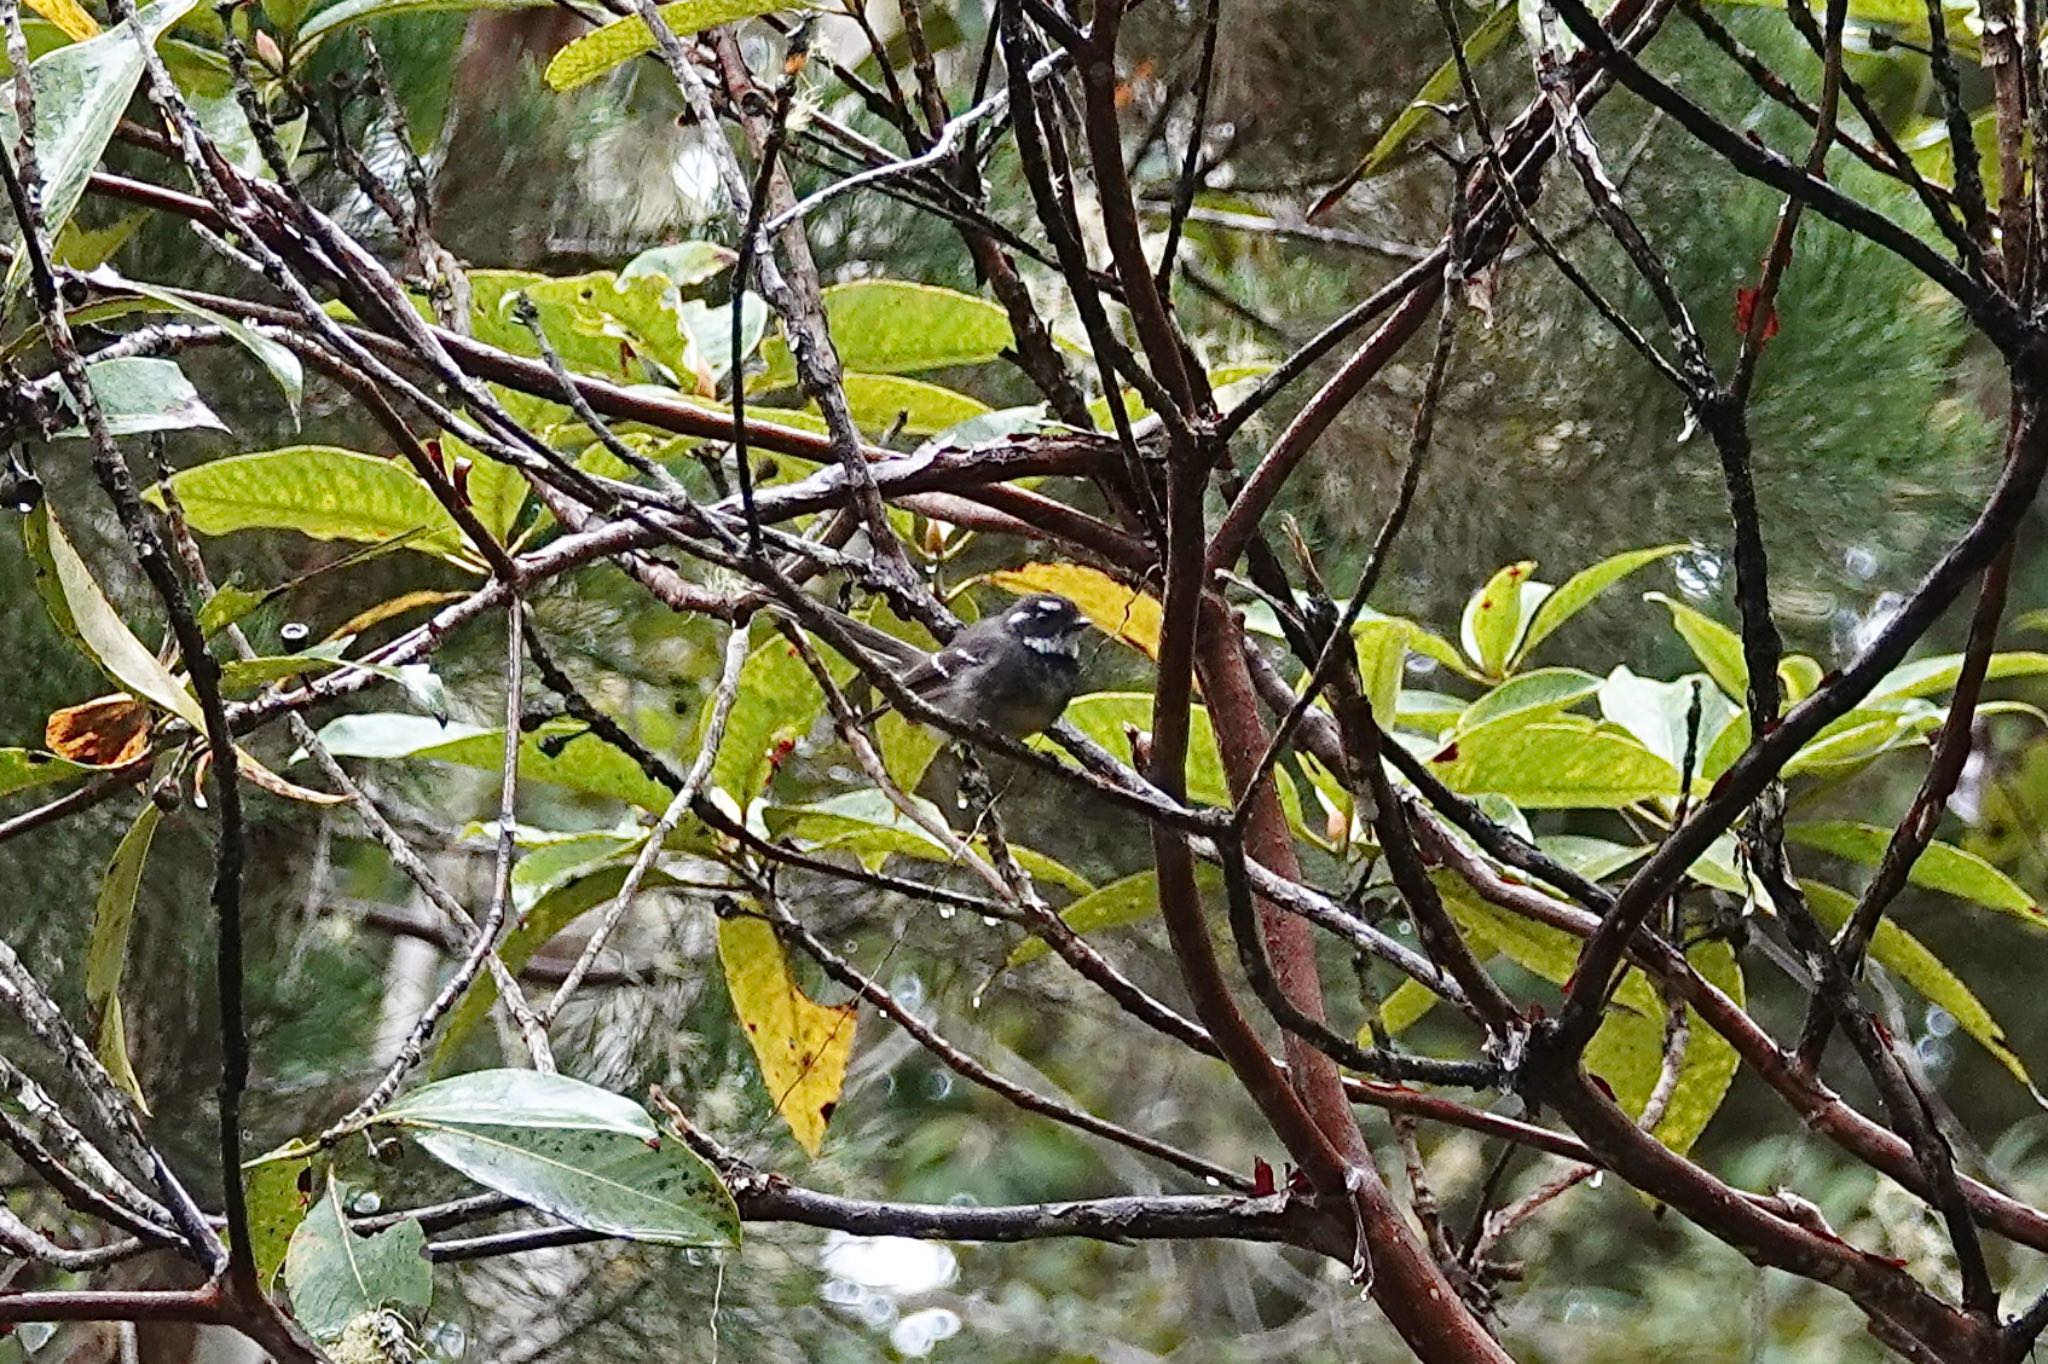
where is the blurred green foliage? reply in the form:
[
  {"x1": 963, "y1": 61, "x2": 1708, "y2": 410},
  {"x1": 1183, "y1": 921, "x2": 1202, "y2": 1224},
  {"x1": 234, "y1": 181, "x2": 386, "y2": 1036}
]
[{"x1": 7, "y1": 0, "x2": 2048, "y2": 1360}]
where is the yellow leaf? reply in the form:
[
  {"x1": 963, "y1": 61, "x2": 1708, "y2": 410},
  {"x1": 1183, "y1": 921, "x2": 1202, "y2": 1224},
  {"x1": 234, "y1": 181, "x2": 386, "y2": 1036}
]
[
  {"x1": 988, "y1": 562, "x2": 1162, "y2": 660},
  {"x1": 97, "y1": 998, "x2": 150, "y2": 1116},
  {"x1": 544, "y1": 0, "x2": 794, "y2": 92},
  {"x1": 325, "y1": 587, "x2": 466, "y2": 644},
  {"x1": 717, "y1": 913, "x2": 855, "y2": 1157},
  {"x1": 26, "y1": 0, "x2": 100, "y2": 41}
]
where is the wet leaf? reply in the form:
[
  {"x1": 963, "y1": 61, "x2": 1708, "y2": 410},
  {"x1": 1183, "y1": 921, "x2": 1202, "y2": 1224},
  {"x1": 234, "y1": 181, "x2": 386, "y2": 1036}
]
[
  {"x1": 61, "y1": 358, "x2": 224, "y2": 437},
  {"x1": 719, "y1": 912, "x2": 856, "y2": 1158},
  {"x1": 0, "y1": 0, "x2": 200, "y2": 289},
  {"x1": 1802, "y1": 880, "x2": 2035, "y2": 1092},
  {"x1": 311, "y1": 714, "x2": 679, "y2": 813},
  {"x1": 1645, "y1": 593, "x2": 1748, "y2": 703},
  {"x1": 377, "y1": 1076, "x2": 735, "y2": 1243},
  {"x1": 283, "y1": 1174, "x2": 431, "y2": 1342},
  {"x1": 838, "y1": 373, "x2": 991, "y2": 437}
]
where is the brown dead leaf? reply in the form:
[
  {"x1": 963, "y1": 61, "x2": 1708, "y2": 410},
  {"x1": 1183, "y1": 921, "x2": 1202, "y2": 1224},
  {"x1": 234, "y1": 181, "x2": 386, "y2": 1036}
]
[{"x1": 46, "y1": 694, "x2": 149, "y2": 766}]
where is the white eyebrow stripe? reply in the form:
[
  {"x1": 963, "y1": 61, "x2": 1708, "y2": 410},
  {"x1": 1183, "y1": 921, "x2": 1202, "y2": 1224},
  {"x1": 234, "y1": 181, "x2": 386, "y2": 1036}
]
[{"x1": 1006, "y1": 610, "x2": 1034, "y2": 628}]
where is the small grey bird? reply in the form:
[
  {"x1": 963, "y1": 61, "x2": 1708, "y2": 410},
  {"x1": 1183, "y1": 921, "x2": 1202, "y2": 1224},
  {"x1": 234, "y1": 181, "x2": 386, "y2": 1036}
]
[{"x1": 840, "y1": 593, "x2": 1091, "y2": 738}]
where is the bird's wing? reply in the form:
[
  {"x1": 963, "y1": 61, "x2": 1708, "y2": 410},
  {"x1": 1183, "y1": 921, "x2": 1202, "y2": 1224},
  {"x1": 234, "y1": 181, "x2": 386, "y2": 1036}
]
[
  {"x1": 811, "y1": 609, "x2": 929, "y2": 669},
  {"x1": 893, "y1": 639, "x2": 990, "y2": 703}
]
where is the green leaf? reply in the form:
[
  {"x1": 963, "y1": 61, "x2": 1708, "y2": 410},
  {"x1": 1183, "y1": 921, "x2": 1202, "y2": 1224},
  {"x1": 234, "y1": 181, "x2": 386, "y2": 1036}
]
[
  {"x1": 502, "y1": 828, "x2": 644, "y2": 914},
  {"x1": 1248, "y1": 604, "x2": 1472, "y2": 683},
  {"x1": 0, "y1": 747, "x2": 92, "y2": 796},
  {"x1": 767, "y1": 791, "x2": 1092, "y2": 894},
  {"x1": 83, "y1": 803, "x2": 161, "y2": 1007},
  {"x1": 621, "y1": 241, "x2": 736, "y2": 291},
  {"x1": 1785, "y1": 821, "x2": 2043, "y2": 926},
  {"x1": 518, "y1": 271, "x2": 696, "y2": 382},
  {"x1": 1398, "y1": 690, "x2": 1467, "y2": 733},
  {"x1": 54, "y1": 211, "x2": 144, "y2": 270},
  {"x1": 92, "y1": 276, "x2": 303, "y2": 419},
  {"x1": 671, "y1": 295, "x2": 768, "y2": 390},
  {"x1": 1779, "y1": 654, "x2": 1825, "y2": 704},
  {"x1": 312, "y1": 714, "x2": 680, "y2": 813},
  {"x1": 196, "y1": 584, "x2": 267, "y2": 637},
  {"x1": 1802, "y1": 880, "x2": 2035, "y2": 1091},
  {"x1": 711, "y1": 635, "x2": 822, "y2": 805},
  {"x1": 1783, "y1": 708, "x2": 1930, "y2": 778},
  {"x1": 433, "y1": 860, "x2": 681, "y2": 1073},
  {"x1": 1058, "y1": 692, "x2": 1230, "y2": 807},
  {"x1": 95, "y1": 997, "x2": 147, "y2": 1115},
  {"x1": 1582, "y1": 935, "x2": 1742, "y2": 1156},
  {"x1": 1514, "y1": 545, "x2": 1685, "y2": 665},
  {"x1": 1353, "y1": 620, "x2": 1408, "y2": 727},
  {"x1": 1722, "y1": 0, "x2": 1974, "y2": 29},
  {"x1": 60, "y1": 357, "x2": 224, "y2": 438},
  {"x1": 375, "y1": 1070, "x2": 740, "y2": 1246},
  {"x1": 220, "y1": 638, "x2": 352, "y2": 691},
  {"x1": 1456, "y1": 667, "x2": 1601, "y2": 734},
  {"x1": 1309, "y1": 0, "x2": 1517, "y2": 210},
  {"x1": 1377, "y1": 978, "x2": 1441, "y2": 1035},
  {"x1": 376, "y1": 1068, "x2": 658, "y2": 1136},
  {"x1": 0, "y1": 0, "x2": 200, "y2": 288},
  {"x1": 1538, "y1": 834, "x2": 1650, "y2": 882},
  {"x1": 241, "y1": 1149, "x2": 311, "y2": 1291},
  {"x1": 1007, "y1": 865, "x2": 1224, "y2": 966},
  {"x1": 876, "y1": 710, "x2": 943, "y2": 793},
  {"x1": 186, "y1": 89, "x2": 306, "y2": 182},
  {"x1": 1439, "y1": 874, "x2": 1738, "y2": 1152},
  {"x1": 24, "y1": 505, "x2": 203, "y2": 725},
  {"x1": 1384, "y1": 616, "x2": 1481, "y2": 681},
  {"x1": 1870, "y1": 651, "x2": 2048, "y2": 704},
  {"x1": 442, "y1": 435, "x2": 528, "y2": 543},
  {"x1": 1426, "y1": 715, "x2": 1678, "y2": 808},
  {"x1": 1055, "y1": 691, "x2": 1307, "y2": 832},
  {"x1": 767, "y1": 281, "x2": 1014, "y2": 379},
  {"x1": 543, "y1": 0, "x2": 794, "y2": 90},
  {"x1": 283, "y1": 1175, "x2": 431, "y2": 1342},
  {"x1": 153, "y1": 446, "x2": 488, "y2": 568},
  {"x1": 1597, "y1": 667, "x2": 1742, "y2": 779},
  {"x1": 1459, "y1": 560, "x2": 1544, "y2": 678},
  {"x1": 838, "y1": 372, "x2": 991, "y2": 437},
  {"x1": 1645, "y1": 593, "x2": 1748, "y2": 702}
]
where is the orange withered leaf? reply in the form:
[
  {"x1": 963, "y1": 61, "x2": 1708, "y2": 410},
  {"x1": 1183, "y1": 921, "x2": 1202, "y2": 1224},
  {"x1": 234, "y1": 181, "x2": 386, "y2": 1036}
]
[{"x1": 45, "y1": 694, "x2": 149, "y2": 766}]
